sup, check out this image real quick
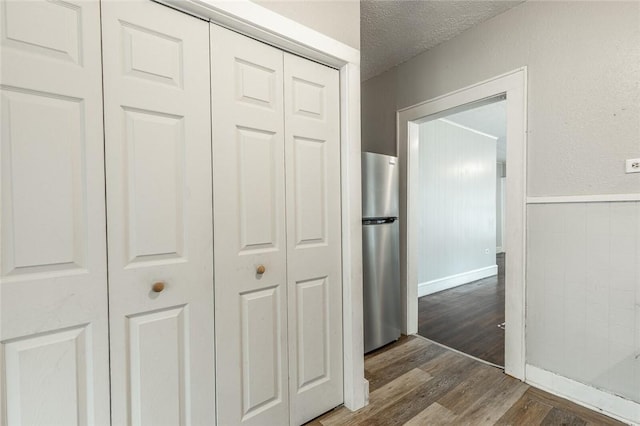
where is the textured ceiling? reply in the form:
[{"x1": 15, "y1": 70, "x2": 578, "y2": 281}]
[
  {"x1": 361, "y1": 0, "x2": 524, "y2": 81},
  {"x1": 446, "y1": 100, "x2": 507, "y2": 162}
]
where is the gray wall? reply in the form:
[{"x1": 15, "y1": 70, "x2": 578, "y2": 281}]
[
  {"x1": 418, "y1": 119, "x2": 497, "y2": 285},
  {"x1": 361, "y1": 0, "x2": 640, "y2": 196},
  {"x1": 252, "y1": 0, "x2": 360, "y2": 49}
]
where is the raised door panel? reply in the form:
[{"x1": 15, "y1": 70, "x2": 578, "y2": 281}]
[
  {"x1": 1, "y1": 0, "x2": 81, "y2": 65},
  {"x1": 127, "y1": 306, "x2": 189, "y2": 425},
  {"x1": 210, "y1": 24, "x2": 289, "y2": 426},
  {"x1": 123, "y1": 108, "x2": 185, "y2": 264},
  {"x1": 0, "y1": 1, "x2": 109, "y2": 424},
  {"x1": 240, "y1": 288, "x2": 283, "y2": 417},
  {"x1": 237, "y1": 127, "x2": 279, "y2": 253},
  {"x1": 1, "y1": 89, "x2": 85, "y2": 275},
  {"x1": 295, "y1": 278, "x2": 330, "y2": 391},
  {"x1": 293, "y1": 136, "x2": 328, "y2": 247},
  {"x1": 121, "y1": 21, "x2": 184, "y2": 88},
  {"x1": 3, "y1": 326, "x2": 91, "y2": 425},
  {"x1": 101, "y1": 2, "x2": 214, "y2": 425},
  {"x1": 284, "y1": 53, "x2": 344, "y2": 425}
]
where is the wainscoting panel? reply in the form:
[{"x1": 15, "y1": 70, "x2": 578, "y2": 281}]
[{"x1": 526, "y1": 201, "x2": 640, "y2": 405}]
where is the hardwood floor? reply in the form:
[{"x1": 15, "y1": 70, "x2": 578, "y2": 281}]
[
  {"x1": 308, "y1": 336, "x2": 624, "y2": 426},
  {"x1": 418, "y1": 253, "x2": 505, "y2": 366}
]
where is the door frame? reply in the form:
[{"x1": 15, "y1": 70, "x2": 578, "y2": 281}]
[
  {"x1": 397, "y1": 68, "x2": 528, "y2": 379},
  {"x1": 156, "y1": 0, "x2": 368, "y2": 410}
]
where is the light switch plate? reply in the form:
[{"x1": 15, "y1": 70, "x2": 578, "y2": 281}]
[{"x1": 626, "y1": 158, "x2": 640, "y2": 173}]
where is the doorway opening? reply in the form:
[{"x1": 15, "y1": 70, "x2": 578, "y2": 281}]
[
  {"x1": 415, "y1": 97, "x2": 507, "y2": 367},
  {"x1": 397, "y1": 69, "x2": 527, "y2": 379}
]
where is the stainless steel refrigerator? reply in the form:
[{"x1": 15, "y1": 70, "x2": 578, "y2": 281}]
[{"x1": 362, "y1": 152, "x2": 401, "y2": 353}]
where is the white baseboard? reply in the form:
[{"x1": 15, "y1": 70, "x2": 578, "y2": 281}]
[
  {"x1": 363, "y1": 378, "x2": 370, "y2": 406},
  {"x1": 526, "y1": 364, "x2": 640, "y2": 425},
  {"x1": 418, "y1": 265, "x2": 498, "y2": 297}
]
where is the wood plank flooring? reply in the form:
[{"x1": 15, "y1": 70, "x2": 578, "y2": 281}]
[
  {"x1": 418, "y1": 253, "x2": 505, "y2": 366},
  {"x1": 308, "y1": 336, "x2": 624, "y2": 426}
]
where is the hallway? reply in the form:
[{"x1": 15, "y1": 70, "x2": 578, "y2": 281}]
[{"x1": 418, "y1": 253, "x2": 505, "y2": 366}]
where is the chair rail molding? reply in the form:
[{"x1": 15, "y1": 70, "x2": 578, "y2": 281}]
[{"x1": 527, "y1": 193, "x2": 640, "y2": 204}]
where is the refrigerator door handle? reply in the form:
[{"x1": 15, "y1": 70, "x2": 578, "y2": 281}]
[{"x1": 363, "y1": 217, "x2": 397, "y2": 225}]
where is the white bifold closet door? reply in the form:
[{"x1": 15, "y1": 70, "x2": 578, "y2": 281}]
[
  {"x1": 283, "y1": 53, "x2": 343, "y2": 426},
  {"x1": 211, "y1": 25, "x2": 289, "y2": 426},
  {"x1": 0, "y1": 1, "x2": 110, "y2": 424},
  {"x1": 101, "y1": 2, "x2": 215, "y2": 425},
  {"x1": 211, "y1": 25, "x2": 343, "y2": 426}
]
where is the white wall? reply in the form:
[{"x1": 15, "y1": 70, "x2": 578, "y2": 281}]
[
  {"x1": 251, "y1": 0, "x2": 360, "y2": 49},
  {"x1": 527, "y1": 201, "x2": 640, "y2": 404},
  {"x1": 360, "y1": 0, "x2": 640, "y2": 413},
  {"x1": 418, "y1": 119, "x2": 497, "y2": 295}
]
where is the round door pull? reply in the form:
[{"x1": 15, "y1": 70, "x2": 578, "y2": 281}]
[
  {"x1": 152, "y1": 282, "x2": 165, "y2": 293},
  {"x1": 256, "y1": 265, "x2": 266, "y2": 275}
]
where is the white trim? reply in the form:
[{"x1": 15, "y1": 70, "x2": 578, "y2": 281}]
[
  {"x1": 156, "y1": 0, "x2": 367, "y2": 411},
  {"x1": 156, "y1": 0, "x2": 359, "y2": 67},
  {"x1": 418, "y1": 265, "x2": 498, "y2": 297},
  {"x1": 397, "y1": 68, "x2": 528, "y2": 381},
  {"x1": 339, "y1": 62, "x2": 368, "y2": 410},
  {"x1": 527, "y1": 194, "x2": 640, "y2": 204},
  {"x1": 397, "y1": 70, "x2": 521, "y2": 113},
  {"x1": 526, "y1": 365, "x2": 640, "y2": 425},
  {"x1": 496, "y1": 246, "x2": 505, "y2": 254}
]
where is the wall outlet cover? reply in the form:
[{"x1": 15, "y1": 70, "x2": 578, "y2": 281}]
[{"x1": 625, "y1": 158, "x2": 640, "y2": 173}]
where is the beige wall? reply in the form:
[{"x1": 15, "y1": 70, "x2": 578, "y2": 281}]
[
  {"x1": 361, "y1": 0, "x2": 640, "y2": 196},
  {"x1": 252, "y1": 0, "x2": 360, "y2": 50}
]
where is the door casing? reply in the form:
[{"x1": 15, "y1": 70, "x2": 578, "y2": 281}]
[{"x1": 397, "y1": 68, "x2": 528, "y2": 380}]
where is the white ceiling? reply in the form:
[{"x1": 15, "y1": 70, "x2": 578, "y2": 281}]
[
  {"x1": 445, "y1": 99, "x2": 507, "y2": 162},
  {"x1": 361, "y1": 0, "x2": 524, "y2": 81}
]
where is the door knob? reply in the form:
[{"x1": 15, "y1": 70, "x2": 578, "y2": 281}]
[
  {"x1": 256, "y1": 265, "x2": 266, "y2": 275},
  {"x1": 152, "y1": 282, "x2": 165, "y2": 293}
]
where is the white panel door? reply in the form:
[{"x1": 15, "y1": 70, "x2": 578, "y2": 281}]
[
  {"x1": 210, "y1": 24, "x2": 290, "y2": 426},
  {"x1": 0, "y1": 1, "x2": 109, "y2": 424},
  {"x1": 283, "y1": 53, "x2": 343, "y2": 425},
  {"x1": 101, "y1": 2, "x2": 215, "y2": 425}
]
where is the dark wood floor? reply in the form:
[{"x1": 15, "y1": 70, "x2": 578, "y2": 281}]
[
  {"x1": 418, "y1": 253, "x2": 505, "y2": 366},
  {"x1": 309, "y1": 336, "x2": 624, "y2": 426}
]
